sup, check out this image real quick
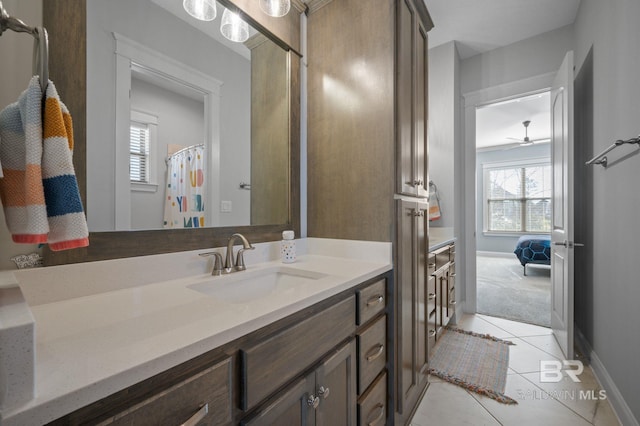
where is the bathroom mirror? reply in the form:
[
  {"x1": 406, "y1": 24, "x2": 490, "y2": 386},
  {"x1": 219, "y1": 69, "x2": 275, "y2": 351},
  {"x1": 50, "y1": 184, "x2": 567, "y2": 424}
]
[{"x1": 43, "y1": 0, "x2": 301, "y2": 265}]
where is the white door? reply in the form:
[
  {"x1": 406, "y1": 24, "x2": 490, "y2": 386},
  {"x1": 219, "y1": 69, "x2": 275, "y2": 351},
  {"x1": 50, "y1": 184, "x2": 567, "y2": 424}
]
[{"x1": 550, "y1": 51, "x2": 575, "y2": 359}]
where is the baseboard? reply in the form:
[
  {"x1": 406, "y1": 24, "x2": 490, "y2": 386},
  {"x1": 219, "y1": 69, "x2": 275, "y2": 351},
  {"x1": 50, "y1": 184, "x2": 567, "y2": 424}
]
[
  {"x1": 476, "y1": 251, "x2": 513, "y2": 258},
  {"x1": 575, "y1": 328, "x2": 638, "y2": 426}
]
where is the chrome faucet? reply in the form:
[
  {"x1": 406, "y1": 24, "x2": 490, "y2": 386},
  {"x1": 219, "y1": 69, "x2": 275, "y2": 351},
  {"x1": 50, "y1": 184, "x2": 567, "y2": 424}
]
[{"x1": 224, "y1": 233, "x2": 254, "y2": 273}]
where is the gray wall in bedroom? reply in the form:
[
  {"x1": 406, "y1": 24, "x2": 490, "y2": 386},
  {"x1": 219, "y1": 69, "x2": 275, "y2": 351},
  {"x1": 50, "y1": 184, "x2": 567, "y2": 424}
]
[
  {"x1": 475, "y1": 143, "x2": 551, "y2": 254},
  {"x1": 574, "y1": 0, "x2": 640, "y2": 422}
]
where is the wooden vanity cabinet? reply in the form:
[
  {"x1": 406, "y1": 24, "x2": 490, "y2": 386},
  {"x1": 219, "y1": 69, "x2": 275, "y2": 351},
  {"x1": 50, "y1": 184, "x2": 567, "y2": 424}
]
[
  {"x1": 396, "y1": 200, "x2": 429, "y2": 419},
  {"x1": 428, "y1": 243, "x2": 457, "y2": 355},
  {"x1": 47, "y1": 273, "x2": 391, "y2": 426},
  {"x1": 397, "y1": 0, "x2": 430, "y2": 198}
]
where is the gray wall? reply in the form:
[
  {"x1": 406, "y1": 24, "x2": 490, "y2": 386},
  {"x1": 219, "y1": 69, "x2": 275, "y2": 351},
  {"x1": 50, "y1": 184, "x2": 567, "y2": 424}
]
[
  {"x1": 428, "y1": 41, "x2": 460, "y2": 229},
  {"x1": 574, "y1": 0, "x2": 640, "y2": 422},
  {"x1": 476, "y1": 143, "x2": 551, "y2": 253},
  {"x1": 0, "y1": 0, "x2": 42, "y2": 270},
  {"x1": 461, "y1": 24, "x2": 575, "y2": 95}
]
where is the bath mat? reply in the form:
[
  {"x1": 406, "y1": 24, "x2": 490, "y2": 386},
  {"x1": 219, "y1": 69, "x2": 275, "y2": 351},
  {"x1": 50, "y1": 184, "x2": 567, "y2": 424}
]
[{"x1": 428, "y1": 326, "x2": 517, "y2": 404}]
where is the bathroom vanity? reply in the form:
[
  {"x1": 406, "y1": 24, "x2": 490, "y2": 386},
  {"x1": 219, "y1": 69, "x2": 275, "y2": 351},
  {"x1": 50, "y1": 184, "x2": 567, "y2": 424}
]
[{"x1": 0, "y1": 239, "x2": 392, "y2": 425}]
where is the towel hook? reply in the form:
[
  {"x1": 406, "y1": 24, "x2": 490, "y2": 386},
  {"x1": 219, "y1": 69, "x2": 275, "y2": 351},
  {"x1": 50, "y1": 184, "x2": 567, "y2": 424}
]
[{"x1": 33, "y1": 26, "x2": 49, "y2": 92}]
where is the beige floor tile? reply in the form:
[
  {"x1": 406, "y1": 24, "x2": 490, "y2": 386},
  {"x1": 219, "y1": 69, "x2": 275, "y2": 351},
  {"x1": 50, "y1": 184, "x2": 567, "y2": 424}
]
[
  {"x1": 508, "y1": 337, "x2": 562, "y2": 374},
  {"x1": 455, "y1": 314, "x2": 517, "y2": 339},
  {"x1": 593, "y1": 398, "x2": 622, "y2": 426},
  {"x1": 471, "y1": 374, "x2": 592, "y2": 425},
  {"x1": 521, "y1": 334, "x2": 567, "y2": 360},
  {"x1": 411, "y1": 382, "x2": 500, "y2": 426},
  {"x1": 478, "y1": 314, "x2": 553, "y2": 337}
]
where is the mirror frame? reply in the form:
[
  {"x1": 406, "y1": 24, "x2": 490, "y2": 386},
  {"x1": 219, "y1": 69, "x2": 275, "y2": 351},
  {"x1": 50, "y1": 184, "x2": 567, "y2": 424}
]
[{"x1": 42, "y1": 0, "x2": 303, "y2": 265}]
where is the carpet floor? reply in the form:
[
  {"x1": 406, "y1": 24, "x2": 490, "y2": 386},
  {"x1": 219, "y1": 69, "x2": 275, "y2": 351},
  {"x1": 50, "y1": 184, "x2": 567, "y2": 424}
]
[{"x1": 476, "y1": 254, "x2": 551, "y2": 327}]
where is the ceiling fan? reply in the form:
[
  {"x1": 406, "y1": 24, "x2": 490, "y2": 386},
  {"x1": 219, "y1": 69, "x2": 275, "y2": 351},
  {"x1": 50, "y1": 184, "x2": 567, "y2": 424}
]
[{"x1": 506, "y1": 120, "x2": 550, "y2": 146}]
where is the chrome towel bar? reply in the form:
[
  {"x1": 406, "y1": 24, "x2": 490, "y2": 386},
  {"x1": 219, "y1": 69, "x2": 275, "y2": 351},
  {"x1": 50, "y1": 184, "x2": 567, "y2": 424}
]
[{"x1": 585, "y1": 135, "x2": 640, "y2": 167}]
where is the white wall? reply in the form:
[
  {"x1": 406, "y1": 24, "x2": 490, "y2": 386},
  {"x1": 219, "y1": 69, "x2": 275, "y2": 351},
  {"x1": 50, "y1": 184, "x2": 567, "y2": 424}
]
[
  {"x1": 129, "y1": 78, "x2": 207, "y2": 230},
  {"x1": 86, "y1": 0, "x2": 251, "y2": 231},
  {"x1": 0, "y1": 0, "x2": 42, "y2": 270},
  {"x1": 475, "y1": 144, "x2": 551, "y2": 253},
  {"x1": 573, "y1": 0, "x2": 640, "y2": 423},
  {"x1": 428, "y1": 41, "x2": 459, "y2": 229}
]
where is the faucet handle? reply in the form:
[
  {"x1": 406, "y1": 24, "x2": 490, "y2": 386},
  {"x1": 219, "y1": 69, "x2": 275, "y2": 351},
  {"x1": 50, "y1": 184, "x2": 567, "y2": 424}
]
[
  {"x1": 235, "y1": 246, "x2": 255, "y2": 271},
  {"x1": 199, "y1": 252, "x2": 224, "y2": 275}
]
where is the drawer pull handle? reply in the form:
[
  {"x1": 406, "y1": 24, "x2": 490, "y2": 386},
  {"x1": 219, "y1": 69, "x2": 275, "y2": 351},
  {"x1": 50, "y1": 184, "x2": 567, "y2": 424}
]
[
  {"x1": 428, "y1": 329, "x2": 436, "y2": 337},
  {"x1": 366, "y1": 295, "x2": 384, "y2": 306},
  {"x1": 428, "y1": 292, "x2": 436, "y2": 300},
  {"x1": 367, "y1": 403, "x2": 385, "y2": 426},
  {"x1": 450, "y1": 300, "x2": 457, "y2": 306},
  {"x1": 366, "y1": 344, "x2": 385, "y2": 362},
  {"x1": 428, "y1": 262, "x2": 436, "y2": 267},
  {"x1": 181, "y1": 403, "x2": 208, "y2": 426},
  {"x1": 307, "y1": 395, "x2": 320, "y2": 409},
  {"x1": 450, "y1": 273, "x2": 457, "y2": 277}
]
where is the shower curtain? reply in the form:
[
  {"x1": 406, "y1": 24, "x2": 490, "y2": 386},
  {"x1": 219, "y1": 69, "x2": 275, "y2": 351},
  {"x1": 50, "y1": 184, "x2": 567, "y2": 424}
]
[{"x1": 163, "y1": 144, "x2": 206, "y2": 228}]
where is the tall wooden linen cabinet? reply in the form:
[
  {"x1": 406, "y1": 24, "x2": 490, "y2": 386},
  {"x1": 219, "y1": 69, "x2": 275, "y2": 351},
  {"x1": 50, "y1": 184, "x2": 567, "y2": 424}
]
[{"x1": 307, "y1": 0, "x2": 433, "y2": 424}]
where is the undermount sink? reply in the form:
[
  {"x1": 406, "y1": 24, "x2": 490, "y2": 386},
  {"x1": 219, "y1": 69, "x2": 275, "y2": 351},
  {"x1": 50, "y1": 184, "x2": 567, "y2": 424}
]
[{"x1": 188, "y1": 266, "x2": 329, "y2": 304}]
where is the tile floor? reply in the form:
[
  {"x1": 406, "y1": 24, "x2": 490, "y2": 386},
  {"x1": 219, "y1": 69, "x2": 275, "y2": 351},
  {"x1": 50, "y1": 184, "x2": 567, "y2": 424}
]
[{"x1": 410, "y1": 314, "x2": 621, "y2": 426}]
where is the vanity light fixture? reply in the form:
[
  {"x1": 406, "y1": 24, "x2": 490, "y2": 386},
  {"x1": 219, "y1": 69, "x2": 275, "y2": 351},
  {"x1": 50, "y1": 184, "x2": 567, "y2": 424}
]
[
  {"x1": 183, "y1": 0, "x2": 217, "y2": 21},
  {"x1": 220, "y1": 8, "x2": 249, "y2": 43},
  {"x1": 259, "y1": 0, "x2": 290, "y2": 17}
]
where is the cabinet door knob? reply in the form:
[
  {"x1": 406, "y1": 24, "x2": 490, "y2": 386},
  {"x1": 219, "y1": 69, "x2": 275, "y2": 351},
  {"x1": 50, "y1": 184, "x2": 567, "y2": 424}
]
[
  {"x1": 180, "y1": 403, "x2": 208, "y2": 426},
  {"x1": 318, "y1": 386, "x2": 330, "y2": 399},
  {"x1": 450, "y1": 300, "x2": 457, "y2": 306},
  {"x1": 413, "y1": 179, "x2": 424, "y2": 186},
  {"x1": 307, "y1": 395, "x2": 320, "y2": 409},
  {"x1": 428, "y1": 293, "x2": 436, "y2": 300},
  {"x1": 366, "y1": 344, "x2": 385, "y2": 362},
  {"x1": 428, "y1": 329, "x2": 436, "y2": 337}
]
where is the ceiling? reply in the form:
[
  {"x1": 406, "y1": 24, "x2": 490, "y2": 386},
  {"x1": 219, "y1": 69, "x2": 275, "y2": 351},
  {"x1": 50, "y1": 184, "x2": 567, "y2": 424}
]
[
  {"x1": 422, "y1": 1, "x2": 580, "y2": 150},
  {"x1": 423, "y1": 0, "x2": 581, "y2": 60},
  {"x1": 475, "y1": 91, "x2": 550, "y2": 150}
]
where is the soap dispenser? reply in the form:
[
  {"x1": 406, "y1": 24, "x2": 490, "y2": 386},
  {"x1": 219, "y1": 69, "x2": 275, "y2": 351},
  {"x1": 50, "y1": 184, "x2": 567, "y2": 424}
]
[{"x1": 281, "y1": 230, "x2": 296, "y2": 263}]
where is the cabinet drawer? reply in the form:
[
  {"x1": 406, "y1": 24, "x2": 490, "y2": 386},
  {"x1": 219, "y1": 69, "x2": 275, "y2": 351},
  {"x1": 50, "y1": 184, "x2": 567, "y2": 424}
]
[
  {"x1": 357, "y1": 278, "x2": 386, "y2": 325},
  {"x1": 241, "y1": 295, "x2": 356, "y2": 410},
  {"x1": 433, "y1": 246, "x2": 450, "y2": 271},
  {"x1": 357, "y1": 315, "x2": 386, "y2": 394},
  {"x1": 98, "y1": 357, "x2": 232, "y2": 426},
  {"x1": 449, "y1": 244, "x2": 456, "y2": 262},
  {"x1": 358, "y1": 372, "x2": 387, "y2": 426}
]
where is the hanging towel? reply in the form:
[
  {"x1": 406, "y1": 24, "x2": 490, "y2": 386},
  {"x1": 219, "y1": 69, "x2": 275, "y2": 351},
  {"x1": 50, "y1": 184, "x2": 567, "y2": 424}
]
[
  {"x1": 0, "y1": 76, "x2": 89, "y2": 250},
  {"x1": 0, "y1": 76, "x2": 49, "y2": 243},
  {"x1": 428, "y1": 180, "x2": 442, "y2": 221},
  {"x1": 41, "y1": 80, "x2": 89, "y2": 251}
]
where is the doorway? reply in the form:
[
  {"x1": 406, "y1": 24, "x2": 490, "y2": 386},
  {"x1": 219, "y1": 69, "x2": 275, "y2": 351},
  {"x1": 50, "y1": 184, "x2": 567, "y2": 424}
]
[{"x1": 473, "y1": 90, "x2": 552, "y2": 328}]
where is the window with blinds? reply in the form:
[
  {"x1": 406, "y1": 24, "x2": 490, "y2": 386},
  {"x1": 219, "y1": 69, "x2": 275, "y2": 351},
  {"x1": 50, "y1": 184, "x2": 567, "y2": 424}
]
[
  {"x1": 130, "y1": 121, "x2": 150, "y2": 183},
  {"x1": 484, "y1": 161, "x2": 551, "y2": 233}
]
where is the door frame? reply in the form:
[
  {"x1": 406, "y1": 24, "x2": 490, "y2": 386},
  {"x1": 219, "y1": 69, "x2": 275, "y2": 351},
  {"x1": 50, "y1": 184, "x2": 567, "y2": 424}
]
[{"x1": 461, "y1": 72, "x2": 556, "y2": 314}]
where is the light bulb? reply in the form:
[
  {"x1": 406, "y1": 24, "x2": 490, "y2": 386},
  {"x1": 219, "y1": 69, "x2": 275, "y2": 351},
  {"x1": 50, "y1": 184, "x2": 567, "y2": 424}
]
[
  {"x1": 183, "y1": 0, "x2": 217, "y2": 21},
  {"x1": 259, "y1": 0, "x2": 290, "y2": 17},
  {"x1": 220, "y1": 8, "x2": 249, "y2": 43}
]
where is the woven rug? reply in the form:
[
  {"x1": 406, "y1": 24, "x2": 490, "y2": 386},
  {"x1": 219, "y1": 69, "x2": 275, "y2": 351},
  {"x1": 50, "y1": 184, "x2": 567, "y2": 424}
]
[{"x1": 428, "y1": 327, "x2": 517, "y2": 404}]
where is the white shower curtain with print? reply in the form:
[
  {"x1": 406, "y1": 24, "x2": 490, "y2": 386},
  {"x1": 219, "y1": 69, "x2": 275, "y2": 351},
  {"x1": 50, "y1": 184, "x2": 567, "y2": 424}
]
[{"x1": 163, "y1": 144, "x2": 206, "y2": 228}]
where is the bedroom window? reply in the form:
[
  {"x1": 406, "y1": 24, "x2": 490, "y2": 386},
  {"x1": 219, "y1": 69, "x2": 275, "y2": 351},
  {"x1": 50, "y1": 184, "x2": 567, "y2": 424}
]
[{"x1": 484, "y1": 160, "x2": 551, "y2": 233}]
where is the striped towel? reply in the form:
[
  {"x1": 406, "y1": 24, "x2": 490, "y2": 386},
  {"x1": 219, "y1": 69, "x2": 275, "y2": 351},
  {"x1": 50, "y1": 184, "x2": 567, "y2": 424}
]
[
  {"x1": 0, "y1": 76, "x2": 89, "y2": 251},
  {"x1": 0, "y1": 77, "x2": 49, "y2": 243}
]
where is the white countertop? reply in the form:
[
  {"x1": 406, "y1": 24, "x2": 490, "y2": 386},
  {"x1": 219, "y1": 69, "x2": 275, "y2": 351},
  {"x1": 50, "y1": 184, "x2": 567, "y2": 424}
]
[{"x1": 1, "y1": 239, "x2": 392, "y2": 425}]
